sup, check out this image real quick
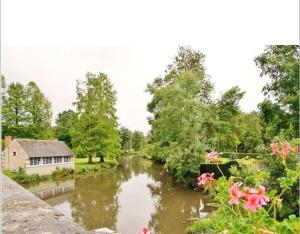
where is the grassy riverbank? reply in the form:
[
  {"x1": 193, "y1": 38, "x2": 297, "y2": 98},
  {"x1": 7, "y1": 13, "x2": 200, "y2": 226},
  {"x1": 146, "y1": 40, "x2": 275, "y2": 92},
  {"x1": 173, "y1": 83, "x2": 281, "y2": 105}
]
[{"x1": 3, "y1": 157, "x2": 118, "y2": 184}]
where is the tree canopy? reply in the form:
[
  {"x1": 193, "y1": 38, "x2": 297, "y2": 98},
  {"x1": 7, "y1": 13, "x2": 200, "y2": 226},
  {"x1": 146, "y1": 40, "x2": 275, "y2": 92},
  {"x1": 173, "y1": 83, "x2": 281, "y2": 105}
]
[
  {"x1": 71, "y1": 72, "x2": 121, "y2": 163},
  {"x1": 2, "y1": 78, "x2": 53, "y2": 139},
  {"x1": 255, "y1": 45, "x2": 299, "y2": 140}
]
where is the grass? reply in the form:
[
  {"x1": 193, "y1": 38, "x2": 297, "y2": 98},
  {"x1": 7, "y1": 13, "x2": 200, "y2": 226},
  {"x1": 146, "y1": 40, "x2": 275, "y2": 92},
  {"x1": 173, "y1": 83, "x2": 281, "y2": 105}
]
[
  {"x1": 75, "y1": 157, "x2": 101, "y2": 173},
  {"x1": 75, "y1": 157, "x2": 118, "y2": 174}
]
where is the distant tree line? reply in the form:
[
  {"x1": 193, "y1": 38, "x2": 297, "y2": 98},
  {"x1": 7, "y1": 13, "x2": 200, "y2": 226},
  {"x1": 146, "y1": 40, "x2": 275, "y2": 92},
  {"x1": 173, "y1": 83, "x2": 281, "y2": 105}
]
[{"x1": 119, "y1": 127, "x2": 145, "y2": 153}]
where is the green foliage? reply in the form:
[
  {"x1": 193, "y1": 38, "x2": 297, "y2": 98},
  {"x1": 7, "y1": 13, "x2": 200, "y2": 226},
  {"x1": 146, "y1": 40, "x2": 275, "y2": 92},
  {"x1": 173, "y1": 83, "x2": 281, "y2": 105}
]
[
  {"x1": 51, "y1": 167, "x2": 74, "y2": 178},
  {"x1": 4, "y1": 170, "x2": 50, "y2": 184},
  {"x1": 255, "y1": 45, "x2": 299, "y2": 141},
  {"x1": 131, "y1": 131, "x2": 145, "y2": 152},
  {"x1": 71, "y1": 72, "x2": 122, "y2": 164},
  {"x1": 188, "y1": 140, "x2": 299, "y2": 233},
  {"x1": 200, "y1": 161, "x2": 240, "y2": 178},
  {"x1": 54, "y1": 110, "x2": 77, "y2": 148},
  {"x1": 260, "y1": 142, "x2": 300, "y2": 219},
  {"x1": 146, "y1": 46, "x2": 214, "y2": 184},
  {"x1": 212, "y1": 86, "x2": 245, "y2": 152},
  {"x1": 187, "y1": 209, "x2": 300, "y2": 234},
  {"x1": 2, "y1": 78, "x2": 53, "y2": 139},
  {"x1": 119, "y1": 127, "x2": 132, "y2": 153},
  {"x1": 238, "y1": 112, "x2": 263, "y2": 152},
  {"x1": 148, "y1": 70, "x2": 210, "y2": 184}
]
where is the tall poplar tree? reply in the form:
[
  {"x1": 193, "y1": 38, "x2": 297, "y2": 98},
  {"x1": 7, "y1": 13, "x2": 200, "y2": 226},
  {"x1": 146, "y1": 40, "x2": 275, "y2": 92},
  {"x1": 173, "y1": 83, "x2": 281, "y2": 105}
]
[
  {"x1": 2, "y1": 82, "x2": 27, "y2": 126},
  {"x1": 72, "y1": 72, "x2": 121, "y2": 163},
  {"x1": 25, "y1": 81, "x2": 52, "y2": 138}
]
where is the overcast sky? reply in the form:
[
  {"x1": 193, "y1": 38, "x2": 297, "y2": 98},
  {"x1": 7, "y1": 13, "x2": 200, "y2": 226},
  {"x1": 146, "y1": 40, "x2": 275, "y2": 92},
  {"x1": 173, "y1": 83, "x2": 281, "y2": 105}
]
[{"x1": 1, "y1": 0, "x2": 299, "y2": 133}]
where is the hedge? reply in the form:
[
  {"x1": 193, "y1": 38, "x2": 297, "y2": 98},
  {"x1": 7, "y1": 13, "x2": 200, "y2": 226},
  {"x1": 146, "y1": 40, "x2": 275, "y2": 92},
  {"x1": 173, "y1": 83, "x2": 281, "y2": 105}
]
[
  {"x1": 220, "y1": 152, "x2": 262, "y2": 159},
  {"x1": 199, "y1": 160, "x2": 240, "y2": 178}
]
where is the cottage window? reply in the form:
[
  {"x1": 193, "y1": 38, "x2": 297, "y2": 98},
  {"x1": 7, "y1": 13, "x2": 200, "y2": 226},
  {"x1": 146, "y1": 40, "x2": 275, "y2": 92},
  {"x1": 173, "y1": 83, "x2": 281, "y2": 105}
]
[
  {"x1": 63, "y1": 156, "x2": 71, "y2": 162},
  {"x1": 54, "y1": 156, "x2": 62, "y2": 164},
  {"x1": 30, "y1": 157, "x2": 40, "y2": 166},
  {"x1": 12, "y1": 151, "x2": 16, "y2": 156},
  {"x1": 43, "y1": 157, "x2": 52, "y2": 164}
]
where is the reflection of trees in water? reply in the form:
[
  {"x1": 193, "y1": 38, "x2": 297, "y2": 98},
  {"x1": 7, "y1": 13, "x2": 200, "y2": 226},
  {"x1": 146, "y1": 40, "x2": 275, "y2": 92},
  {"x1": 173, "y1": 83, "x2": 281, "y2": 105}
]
[
  {"x1": 70, "y1": 156, "x2": 152, "y2": 230},
  {"x1": 70, "y1": 158, "x2": 133, "y2": 230},
  {"x1": 144, "y1": 159, "x2": 214, "y2": 234},
  {"x1": 69, "y1": 156, "x2": 213, "y2": 233}
]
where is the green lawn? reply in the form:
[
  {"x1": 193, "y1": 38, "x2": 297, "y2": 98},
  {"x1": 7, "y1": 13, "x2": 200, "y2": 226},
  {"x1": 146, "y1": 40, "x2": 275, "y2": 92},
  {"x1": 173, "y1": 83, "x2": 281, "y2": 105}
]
[
  {"x1": 75, "y1": 157, "x2": 102, "y2": 173},
  {"x1": 74, "y1": 157, "x2": 117, "y2": 173}
]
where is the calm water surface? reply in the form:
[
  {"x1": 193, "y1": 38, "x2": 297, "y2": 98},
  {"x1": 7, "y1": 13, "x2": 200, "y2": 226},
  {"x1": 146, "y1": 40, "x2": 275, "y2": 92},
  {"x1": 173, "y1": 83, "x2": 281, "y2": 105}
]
[{"x1": 27, "y1": 156, "x2": 214, "y2": 234}]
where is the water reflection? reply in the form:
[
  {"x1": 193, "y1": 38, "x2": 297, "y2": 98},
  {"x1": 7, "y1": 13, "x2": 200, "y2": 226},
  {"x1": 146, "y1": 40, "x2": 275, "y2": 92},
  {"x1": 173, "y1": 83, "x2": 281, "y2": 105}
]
[{"x1": 27, "y1": 156, "x2": 214, "y2": 234}]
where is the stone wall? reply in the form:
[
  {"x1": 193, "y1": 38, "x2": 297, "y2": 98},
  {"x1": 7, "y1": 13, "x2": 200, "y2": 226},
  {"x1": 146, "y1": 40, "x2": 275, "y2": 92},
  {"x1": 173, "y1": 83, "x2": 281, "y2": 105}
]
[{"x1": 2, "y1": 175, "x2": 88, "y2": 234}]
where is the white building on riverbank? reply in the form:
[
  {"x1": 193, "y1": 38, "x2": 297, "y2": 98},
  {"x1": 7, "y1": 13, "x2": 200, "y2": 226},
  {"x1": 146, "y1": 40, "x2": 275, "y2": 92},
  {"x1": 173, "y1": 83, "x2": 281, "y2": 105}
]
[{"x1": 2, "y1": 136, "x2": 74, "y2": 175}]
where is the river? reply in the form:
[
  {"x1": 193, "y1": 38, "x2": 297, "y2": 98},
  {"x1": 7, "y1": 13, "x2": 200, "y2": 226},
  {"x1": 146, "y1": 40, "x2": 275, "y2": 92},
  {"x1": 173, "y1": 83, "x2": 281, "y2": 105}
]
[{"x1": 26, "y1": 155, "x2": 214, "y2": 234}]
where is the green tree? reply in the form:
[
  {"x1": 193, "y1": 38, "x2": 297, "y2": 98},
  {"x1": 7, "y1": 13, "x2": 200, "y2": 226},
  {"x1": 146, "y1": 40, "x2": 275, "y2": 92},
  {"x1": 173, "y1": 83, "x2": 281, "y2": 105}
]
[
  {"x1": 131, "y1": 131, "x2": 145, "y2": 152},
  {"x1": 213, "y1": 86, "x2": 245, "y2": 152},
  {"x1": 72, "y1": 72, "x2": 121, "y2": 163},
  {"x1": 119, "y1": 127, "x2": 132, "y2": 153},
  {"x1": 239, "y1": 112, "x2": 263, "y2": 152},
  {"x1": 25, "y1": 81, "x2": 52, "y2": 138},
  {"x1": 148, "y1": 71, "x2": 210, "y2": 183},
  {"x1": 146, "y1": 46, "x2": 215, "y2": 183},
  {"x1": 2, "y1": 79, "x2": 53, "y2": 139},
  {"x1": 258, "y1": 100, "x2": 289, "y2": 143},
  {"x1": 2, "y1": 82, "x2": 27, "y2": 126},
  {"x1": 55, "y1": 110, "x2": 77, "y2": 148},
  {"x1": 147, "y1": 46, "x2": 213, "y2": 121},
  {"x1": 255, "y1": 45, "x2": 299, "y2": 140}
]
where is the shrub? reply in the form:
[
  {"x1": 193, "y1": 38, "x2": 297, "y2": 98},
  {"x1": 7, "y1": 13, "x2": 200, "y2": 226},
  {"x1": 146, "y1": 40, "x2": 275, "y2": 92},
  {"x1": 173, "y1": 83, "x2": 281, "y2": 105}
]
[
  {"x1": 52, "y1": 167, "x2": 74, "y2": 178},
  {"x1": 200, "y1": 161, "x2": 240, "y2": 178},
  {"x1": 188, "y1": 141, "x2": 300, "y2": 233}
]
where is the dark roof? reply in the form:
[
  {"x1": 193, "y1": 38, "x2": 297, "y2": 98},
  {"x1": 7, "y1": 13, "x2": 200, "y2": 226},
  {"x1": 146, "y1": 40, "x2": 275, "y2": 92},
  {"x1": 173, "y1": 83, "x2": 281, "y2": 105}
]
[{"x1": 16, "y1": 139, "x2": 73, "y2": 158}]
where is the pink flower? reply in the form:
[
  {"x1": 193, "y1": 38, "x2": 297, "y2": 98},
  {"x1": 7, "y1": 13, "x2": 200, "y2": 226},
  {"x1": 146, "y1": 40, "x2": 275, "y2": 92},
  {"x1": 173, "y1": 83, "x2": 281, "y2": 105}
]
[
  {"x1": 197, "y1": 173, "x2": 215, "y2": 186},
  {"x1": 229, "y1": 183, "x2": 243, "y2": 205},
  {"x1": 228, "y1": 184, "x2": 269, "y2": 212},
  {"x1": 137, "y1": 227, "x2": 150, "y2": 234},
  {"x1": 270, "y1": 143, "x2": 279, "y2": 155},
  {"x1": 257, "y1": 186, "x2": 270, "y2": 206},
  {"x1": 291, "y1": 146, "x2": 299, "y2": 153},
  {"x1": 243, "y1": 187, "x2": 257, "y2": 194},
  {"x1": 206, "y1": 151, "x2": 219, "y2": 162},
  {"x1": 243, "y1": 194, "x2": 262, "y2": 213},
  {"x1": 281, "y1": 142, "x2": 291, "y2": 160}
]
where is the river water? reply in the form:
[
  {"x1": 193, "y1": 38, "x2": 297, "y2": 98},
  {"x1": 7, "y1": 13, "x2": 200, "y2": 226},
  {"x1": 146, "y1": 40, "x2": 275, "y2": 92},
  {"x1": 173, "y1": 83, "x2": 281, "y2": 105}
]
[{"x1": 26, "y1": 156, "x2": 214, "y2": 234}]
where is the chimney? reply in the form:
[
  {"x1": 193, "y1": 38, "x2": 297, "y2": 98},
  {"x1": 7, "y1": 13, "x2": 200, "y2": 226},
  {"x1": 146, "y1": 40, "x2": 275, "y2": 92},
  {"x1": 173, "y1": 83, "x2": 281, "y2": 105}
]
[{"x1": 4, "y1": 136, "x2": 12, "y2": 150}]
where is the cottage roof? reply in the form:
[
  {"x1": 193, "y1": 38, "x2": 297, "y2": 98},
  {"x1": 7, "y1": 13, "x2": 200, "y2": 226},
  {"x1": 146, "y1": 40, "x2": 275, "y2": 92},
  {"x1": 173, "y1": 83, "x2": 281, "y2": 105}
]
[{"x1": 15, "y1": 139, "x2": 73, "y2": 158}]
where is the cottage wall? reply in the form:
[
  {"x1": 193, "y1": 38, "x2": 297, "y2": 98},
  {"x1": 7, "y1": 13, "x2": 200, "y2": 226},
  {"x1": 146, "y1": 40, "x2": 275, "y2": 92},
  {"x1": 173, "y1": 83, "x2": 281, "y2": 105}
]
[
  {"x1": 3, "y1": 141, "x2": 28, "y2": 171},
  {"x1": 25, "y1": 162, "x2": 74, "y2": 175}
]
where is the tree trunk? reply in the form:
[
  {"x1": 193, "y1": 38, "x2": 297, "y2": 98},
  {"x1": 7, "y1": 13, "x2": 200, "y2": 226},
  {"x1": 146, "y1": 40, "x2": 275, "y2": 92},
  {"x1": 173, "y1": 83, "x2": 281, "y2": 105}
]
[{"x1": 88, "y1": 155, "x2": 93, "y2": 164}]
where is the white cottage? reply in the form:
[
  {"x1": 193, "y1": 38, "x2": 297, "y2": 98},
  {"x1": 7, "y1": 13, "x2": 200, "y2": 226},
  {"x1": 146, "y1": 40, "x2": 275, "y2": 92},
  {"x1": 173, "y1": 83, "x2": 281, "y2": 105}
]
[{"x1": 2, "y1": 136, "x2": 74, "y2": 175}]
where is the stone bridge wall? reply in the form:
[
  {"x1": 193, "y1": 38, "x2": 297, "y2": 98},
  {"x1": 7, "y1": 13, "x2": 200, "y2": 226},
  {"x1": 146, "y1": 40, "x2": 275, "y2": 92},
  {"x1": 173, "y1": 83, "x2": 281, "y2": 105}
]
[{"x1": 2, "y1": 175, "x2": 89, "y2": 234}]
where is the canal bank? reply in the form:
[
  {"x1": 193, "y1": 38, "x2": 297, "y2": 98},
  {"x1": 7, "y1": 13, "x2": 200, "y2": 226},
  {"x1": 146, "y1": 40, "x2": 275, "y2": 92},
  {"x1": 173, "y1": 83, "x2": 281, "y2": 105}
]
[{"x1": 2, "y1": 175, "x2": 119, "y2": 234}]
